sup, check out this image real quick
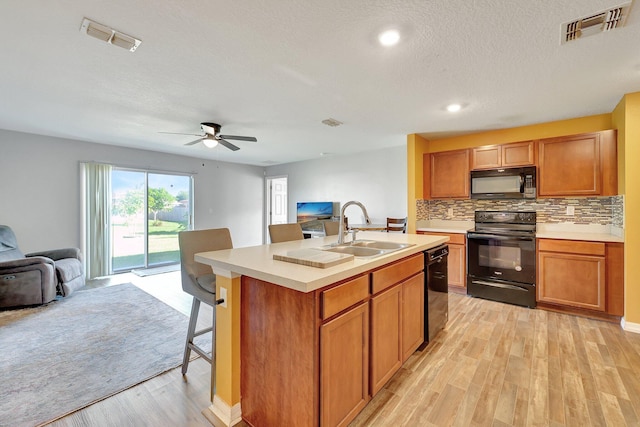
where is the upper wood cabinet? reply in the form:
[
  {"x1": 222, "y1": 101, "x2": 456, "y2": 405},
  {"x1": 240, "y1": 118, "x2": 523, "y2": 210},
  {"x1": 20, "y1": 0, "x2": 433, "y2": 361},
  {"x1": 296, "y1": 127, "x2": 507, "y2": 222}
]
[
  {"x1": 471, "y1": 140, "x2": 534, "y2": 170},
  {"x1": 537, "y1": 130, "x2": 617, "y2": 197},
  {"x1": 424, "y1": 149, "x2": 470, "y2": 199}
]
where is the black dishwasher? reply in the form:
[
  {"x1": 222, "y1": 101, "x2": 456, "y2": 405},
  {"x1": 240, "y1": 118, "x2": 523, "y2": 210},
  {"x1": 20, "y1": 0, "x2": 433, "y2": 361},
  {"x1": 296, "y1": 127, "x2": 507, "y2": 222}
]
[{"x1": 419, "y1": 244, "x2": 449, "y2": 349}]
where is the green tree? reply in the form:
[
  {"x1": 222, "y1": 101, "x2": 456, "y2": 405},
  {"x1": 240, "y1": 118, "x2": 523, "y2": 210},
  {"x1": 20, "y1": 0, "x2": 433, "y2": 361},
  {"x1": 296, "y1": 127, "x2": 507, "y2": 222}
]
[
  {"x1": 176, "y1": 190, "x2": 189, "y2": 202},
  {"x1": 148, "y1": 187, "x2": 175, "y2": 224},
  {"x1": 113, "y1": 189, "x2": 144, "y2": 218}
]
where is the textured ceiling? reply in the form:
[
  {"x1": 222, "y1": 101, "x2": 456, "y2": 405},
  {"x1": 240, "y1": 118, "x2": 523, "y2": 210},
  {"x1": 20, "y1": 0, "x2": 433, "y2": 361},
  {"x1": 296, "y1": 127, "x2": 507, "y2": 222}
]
[{"x1": 1, "y1": 1, "x2": 639, "y2": 166}]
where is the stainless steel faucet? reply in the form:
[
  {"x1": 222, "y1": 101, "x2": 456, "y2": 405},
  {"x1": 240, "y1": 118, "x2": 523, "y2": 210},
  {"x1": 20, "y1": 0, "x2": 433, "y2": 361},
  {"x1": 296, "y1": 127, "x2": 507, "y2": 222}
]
[{"x1": 338, "y1": 200, "x2": 371, "y2": 245}]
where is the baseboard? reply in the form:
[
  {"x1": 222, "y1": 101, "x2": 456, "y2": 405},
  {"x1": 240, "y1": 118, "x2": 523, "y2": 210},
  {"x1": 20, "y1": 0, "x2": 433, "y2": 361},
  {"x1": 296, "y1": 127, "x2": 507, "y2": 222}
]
[
  {"x1": 206, "y1": 395, "x2": 242, "y2": 427},
  {"x1": 621, "y1": 318, "x2": 640, "y2": 334}
]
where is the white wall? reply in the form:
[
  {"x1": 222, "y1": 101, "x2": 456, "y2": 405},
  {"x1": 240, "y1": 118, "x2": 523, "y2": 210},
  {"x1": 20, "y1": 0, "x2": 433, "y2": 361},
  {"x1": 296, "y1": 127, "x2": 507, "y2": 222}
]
[
  {"x1": 0, "y1": 130, "x2": 264, "y2": 253},
  {"x1": 265, "y1": 146, "x2": 407, "y2": 225}
]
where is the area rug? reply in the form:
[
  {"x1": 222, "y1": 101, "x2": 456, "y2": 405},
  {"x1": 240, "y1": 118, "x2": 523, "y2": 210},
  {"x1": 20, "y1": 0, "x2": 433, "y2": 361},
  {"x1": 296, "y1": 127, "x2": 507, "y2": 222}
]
[{"x1": 0, "y1": 283, "x2": 211, "y2": 427}]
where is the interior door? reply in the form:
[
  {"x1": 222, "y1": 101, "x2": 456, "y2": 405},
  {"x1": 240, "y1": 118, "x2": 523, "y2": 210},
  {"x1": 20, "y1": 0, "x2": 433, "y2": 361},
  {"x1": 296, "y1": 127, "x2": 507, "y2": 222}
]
[{"x1": 265, "y1": 176, "x2": 288, "y2": 242}]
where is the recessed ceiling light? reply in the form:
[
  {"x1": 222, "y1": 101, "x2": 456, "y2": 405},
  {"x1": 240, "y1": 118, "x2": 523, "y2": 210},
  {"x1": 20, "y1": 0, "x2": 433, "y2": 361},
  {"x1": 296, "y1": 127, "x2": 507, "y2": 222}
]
[
  {"x1": 378, "y1": 30, "x2": 400, "y2": 46},
  {"x1": 447, "y1": 103, "x2": 462, "y2": 113}
]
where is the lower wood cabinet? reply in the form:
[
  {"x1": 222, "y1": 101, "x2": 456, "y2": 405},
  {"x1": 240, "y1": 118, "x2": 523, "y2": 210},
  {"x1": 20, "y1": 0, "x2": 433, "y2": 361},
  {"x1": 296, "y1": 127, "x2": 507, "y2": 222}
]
[
  {"x1": 369, "y1": 271, "x2": 425, "y2": 396},
  {"x1": 401, "y1": 273, "x2": 425, "y2": 360},
  {"x1": 241, "y1": 253, "x2": 427, "y2": 427},
  {"x1": 321, "y1": 302, "x2": 369, "y2": 427},
  {"x1": 370, "y1": 284, "x2": 402, "y2": 396},
  {"x1": 538, "y1": 240, "x2": 606, "y2": 311},
  {"x1": 417, "y1": 231, "x2": 466, "y2": 291},
  {"x1": 537, "y1": 239, "x2": 624, "y2": 316}
]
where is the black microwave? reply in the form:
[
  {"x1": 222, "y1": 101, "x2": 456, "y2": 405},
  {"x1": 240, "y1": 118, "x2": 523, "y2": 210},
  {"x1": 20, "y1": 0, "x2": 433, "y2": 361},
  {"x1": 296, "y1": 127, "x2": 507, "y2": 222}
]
[{"x1": 470, "y1": 166, "x2": 536, "y2": 199}]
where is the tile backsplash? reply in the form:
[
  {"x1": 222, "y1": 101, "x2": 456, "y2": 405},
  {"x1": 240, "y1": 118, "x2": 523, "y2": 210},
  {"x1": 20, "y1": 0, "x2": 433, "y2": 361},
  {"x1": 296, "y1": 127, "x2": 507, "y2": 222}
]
[{"x1": 417, "y1": 195, "x2": 624, "y2": 227}]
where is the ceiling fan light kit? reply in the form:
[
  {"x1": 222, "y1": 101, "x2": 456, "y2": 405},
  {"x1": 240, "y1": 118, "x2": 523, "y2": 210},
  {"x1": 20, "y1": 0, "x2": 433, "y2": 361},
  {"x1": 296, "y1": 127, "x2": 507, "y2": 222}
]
[
  {"x1": 162, "y1": 122, "x2": 257, "y2": 151},
  {"x1": 202, "y1": 137, "x2": 218, "y2": 148}
]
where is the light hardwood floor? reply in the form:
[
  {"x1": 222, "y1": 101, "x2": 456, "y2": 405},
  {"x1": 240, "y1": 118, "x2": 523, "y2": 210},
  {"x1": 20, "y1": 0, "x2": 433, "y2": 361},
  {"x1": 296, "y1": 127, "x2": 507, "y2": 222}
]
[
  {"x1": 351, "y1": 293, "x2": 640, "y2": 427},
  {"x1": 47, "y1": 272, "x2": 640, "y2": 427}
]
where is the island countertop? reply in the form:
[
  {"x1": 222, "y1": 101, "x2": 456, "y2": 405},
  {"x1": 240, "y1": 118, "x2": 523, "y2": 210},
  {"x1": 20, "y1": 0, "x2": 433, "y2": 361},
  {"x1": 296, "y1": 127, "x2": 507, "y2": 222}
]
[{"x1": 195, "y1": 231, "x2": 448, "y2": 293}]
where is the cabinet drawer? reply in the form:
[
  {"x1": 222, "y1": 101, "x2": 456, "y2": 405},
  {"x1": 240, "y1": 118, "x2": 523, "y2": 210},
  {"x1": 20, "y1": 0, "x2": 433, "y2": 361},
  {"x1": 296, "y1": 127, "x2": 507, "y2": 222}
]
[
  {"x1": 538, "y1": 239, "x2": 605, "y2": 256},
  {"x1": 371, "y1": 254, "x2": 423, "y2": 294},
  {"x1": 321, "y1": 275, "x2": 369, "y2": 320},
  {"x1": 419, "y1": 231, "x2": 465, "y2": 245}
]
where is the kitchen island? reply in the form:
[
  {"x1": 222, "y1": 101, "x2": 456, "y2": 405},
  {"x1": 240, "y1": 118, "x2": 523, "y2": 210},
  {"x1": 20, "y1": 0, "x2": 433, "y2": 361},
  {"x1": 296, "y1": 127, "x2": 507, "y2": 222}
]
[{"x1": 195, "y1": 231, "x2": 448, "y2": 427}]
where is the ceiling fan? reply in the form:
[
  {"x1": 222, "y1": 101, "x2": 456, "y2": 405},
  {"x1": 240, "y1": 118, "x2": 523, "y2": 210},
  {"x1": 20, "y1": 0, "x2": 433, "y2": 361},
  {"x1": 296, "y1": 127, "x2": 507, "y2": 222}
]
[{"x1": 161, "y1": 122, "x2": 257, "y2": 151}]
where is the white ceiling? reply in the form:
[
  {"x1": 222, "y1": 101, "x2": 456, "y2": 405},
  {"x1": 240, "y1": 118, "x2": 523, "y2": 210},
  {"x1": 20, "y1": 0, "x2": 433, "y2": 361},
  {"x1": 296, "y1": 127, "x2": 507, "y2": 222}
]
[{"x1": 1, "y1": 1, "x2": 639, "y2": 166}]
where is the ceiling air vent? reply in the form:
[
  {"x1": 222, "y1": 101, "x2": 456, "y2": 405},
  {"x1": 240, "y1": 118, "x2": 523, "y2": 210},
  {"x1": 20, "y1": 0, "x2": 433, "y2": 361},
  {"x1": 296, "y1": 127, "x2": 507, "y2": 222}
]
[
  {"x1": 80, "y1": 18, "x2": 142, "y2": 52},
  {"x1": 562, "y1": 2, "x2": 632, "y2": 44},
  {"x1": 321, "y1": 118, "x2": 343, "y2": 127}
]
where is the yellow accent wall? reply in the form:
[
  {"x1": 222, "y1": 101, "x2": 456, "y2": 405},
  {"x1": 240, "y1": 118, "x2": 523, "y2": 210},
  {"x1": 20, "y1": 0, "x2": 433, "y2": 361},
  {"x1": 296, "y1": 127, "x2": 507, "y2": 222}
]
[
  {"x1": 406, "y1": 134, "x2": 429, "y2": 233},
  {"x1": 612, "y1": 92, "x2": 640, "y2": 324},
  {"x1": 425, "y1": 113, "x2": 612, "y2": 153},
  {"x1": 215, "y1": 275, "x2": 242, "y2": 406}
]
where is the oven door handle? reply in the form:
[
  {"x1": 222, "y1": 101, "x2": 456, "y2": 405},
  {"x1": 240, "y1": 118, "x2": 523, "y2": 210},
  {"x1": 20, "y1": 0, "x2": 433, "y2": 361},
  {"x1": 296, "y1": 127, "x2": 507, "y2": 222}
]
[
  {"x1": 471, "y1": 280, "x2": 529, "y2": 292},
  {"x1": 467, "y1": 232, "x2": 534, "y2": 241}
]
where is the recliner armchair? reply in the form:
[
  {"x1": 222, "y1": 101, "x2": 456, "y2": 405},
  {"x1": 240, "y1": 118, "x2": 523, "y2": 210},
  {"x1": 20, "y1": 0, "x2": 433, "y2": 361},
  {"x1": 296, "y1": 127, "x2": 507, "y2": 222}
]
[{"x1": 0, "y1": 225, "x2": 85, "y2": 309}]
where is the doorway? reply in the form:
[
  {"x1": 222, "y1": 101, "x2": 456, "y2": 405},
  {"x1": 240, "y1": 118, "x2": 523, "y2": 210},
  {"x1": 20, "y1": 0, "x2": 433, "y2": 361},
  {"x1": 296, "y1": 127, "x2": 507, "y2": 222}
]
[
  {"x1": 111, "y1": 169, "x2": 193, "y2": 272},
  {"x1": 265, "y1": 176, "x2": 288, "y2": 243}
]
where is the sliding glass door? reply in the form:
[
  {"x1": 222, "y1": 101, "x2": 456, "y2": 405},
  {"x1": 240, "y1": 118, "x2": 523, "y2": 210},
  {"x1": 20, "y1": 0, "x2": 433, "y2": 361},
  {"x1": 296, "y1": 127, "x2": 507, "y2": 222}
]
[{"x1": 111, "y1": 169, "x2": 192, "y2": 272}]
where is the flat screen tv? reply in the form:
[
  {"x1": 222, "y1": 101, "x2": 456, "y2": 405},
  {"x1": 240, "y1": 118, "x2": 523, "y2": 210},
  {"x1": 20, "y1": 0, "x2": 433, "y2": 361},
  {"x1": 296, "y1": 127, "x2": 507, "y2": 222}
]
[{"x1": 296, "y1": 202, "x2": 334, "y2": 223}]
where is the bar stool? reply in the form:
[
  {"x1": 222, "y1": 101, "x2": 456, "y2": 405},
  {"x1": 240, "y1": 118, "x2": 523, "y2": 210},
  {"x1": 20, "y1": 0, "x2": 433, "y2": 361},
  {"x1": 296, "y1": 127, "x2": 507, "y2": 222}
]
[
  {"x1": 268, "y1": 223, "x2": 304, "y2": 243},
  {"x1": 178, "y1": 228, "x2": 233, "y2": 376},
  {"x1": 322, "y1": 217, "x2": 348, "y2": 236}
]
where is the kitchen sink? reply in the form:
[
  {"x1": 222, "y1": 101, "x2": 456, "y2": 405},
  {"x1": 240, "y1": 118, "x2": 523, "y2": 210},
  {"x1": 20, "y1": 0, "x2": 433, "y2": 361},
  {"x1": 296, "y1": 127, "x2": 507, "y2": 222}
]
[
  {"x1": 322, "y1": 240, "x2": 415, "y2": 258},
  {"x1": 323, "y1": 245, "x2": 386, "y2": 258},
  {"x1": 350, "y1": 240, "x2": 413, "y2": 250}
]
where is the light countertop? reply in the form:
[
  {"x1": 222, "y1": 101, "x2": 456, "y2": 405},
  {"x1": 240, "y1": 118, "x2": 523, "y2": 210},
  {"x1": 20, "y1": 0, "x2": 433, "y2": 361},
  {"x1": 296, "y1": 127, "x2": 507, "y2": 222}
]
[
  {"x1": 536, "y1": 223, "x2": 624, "y2": 243},
  {"x1": 416, "y1": 219, "x2": 624, "y2": 243},
  {"x1": 195, "y1": 231, "x2": 448, "y2": 293},
  {"x1": 416, "y1": 220, "x2": 474, "y2": 234}
]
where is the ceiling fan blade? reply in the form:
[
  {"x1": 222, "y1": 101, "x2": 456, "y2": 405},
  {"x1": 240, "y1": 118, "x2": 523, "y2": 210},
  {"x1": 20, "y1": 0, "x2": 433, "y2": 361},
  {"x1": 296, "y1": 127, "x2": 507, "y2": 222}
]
[
  {"x1": 160, "y1": 131, "x2": 204, "y2": 136},
  {"x1": 218, "y1": 134, "x2": 257, "y2": 142},
  {"x1": 217, "y1": 138, "x2": 240, "y2": 151},
  {"x1": 184, "y1": 138, "x2": 204, "y2": 146}
]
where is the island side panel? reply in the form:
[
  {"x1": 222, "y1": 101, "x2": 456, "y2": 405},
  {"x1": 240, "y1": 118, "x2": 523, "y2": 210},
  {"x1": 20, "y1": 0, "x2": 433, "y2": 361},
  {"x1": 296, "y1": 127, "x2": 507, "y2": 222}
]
[{"x1": 241, "y1": 276, "x2": 319, "y2": 427}]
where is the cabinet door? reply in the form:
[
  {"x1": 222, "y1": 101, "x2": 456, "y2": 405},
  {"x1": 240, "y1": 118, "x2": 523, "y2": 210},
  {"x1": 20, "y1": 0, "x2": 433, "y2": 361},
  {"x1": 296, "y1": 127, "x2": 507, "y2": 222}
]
[
  {"x1": 606, "y1": 243, "x2": 624, "y2": 316},
  {"x1": 430, "y1": 149, "x2": 470, "y2": 198},
  {"x1": 401, "y1": 273, "x2": 424, "y2": 361},
  {"x1": 370, "y1": 284, "x2": 402, "y2": 395},
  {"x1": 418, "y1": 232, "x2": 466, "y2": 290},
  {"x1": 538, "y1": 133, "x2": 602, "y2": 196},
  {"x1": 471, "y1": 145, "x2": 501, "y2": 170},
  {"x1": 321, "y1": 302, "x2": 369, "y2": 427},
  {"x1": 447, "y1": 243, "x2": 466, "y2": 289},
  {"x1": 538, "y1": 251, "x2": 606, "y2": 311},
  {"x1": 502, "y1": 140, "x2": 534, "y2": 167}
]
